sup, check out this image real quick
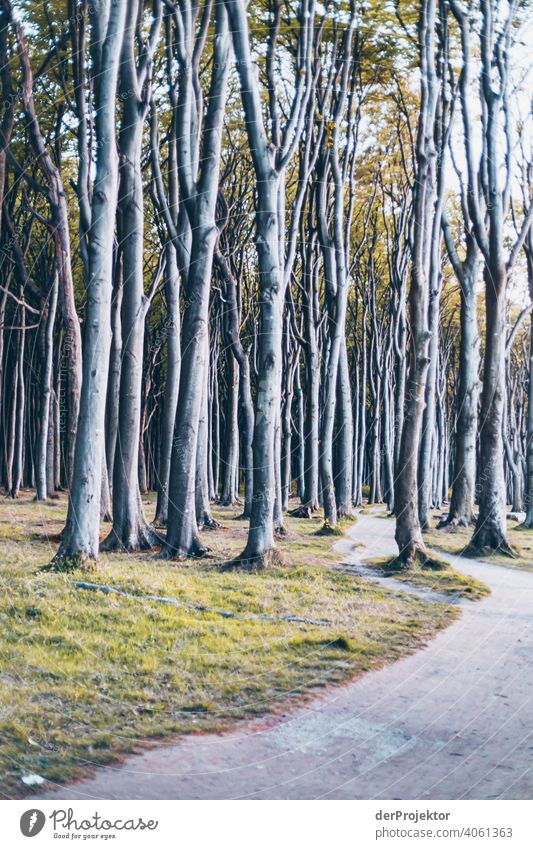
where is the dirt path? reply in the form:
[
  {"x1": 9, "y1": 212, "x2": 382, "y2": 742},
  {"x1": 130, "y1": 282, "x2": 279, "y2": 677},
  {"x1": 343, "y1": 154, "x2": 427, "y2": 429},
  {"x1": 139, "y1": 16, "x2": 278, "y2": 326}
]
[{"x1": 37, "y1": 513, "x2": 533, "y2": 800}]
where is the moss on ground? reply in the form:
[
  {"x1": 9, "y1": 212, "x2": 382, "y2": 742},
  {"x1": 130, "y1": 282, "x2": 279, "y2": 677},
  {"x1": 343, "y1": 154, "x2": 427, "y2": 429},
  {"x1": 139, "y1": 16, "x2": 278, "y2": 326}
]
[
  {"x1": 365, "y1": 554, "x2": 490, "y2": 600},
  {"x1": 423, "y1": 510, "x2": 533, "y2": 573},
  {"x1": 1, "y1": 493, "x2": 457, "y2": 797}
]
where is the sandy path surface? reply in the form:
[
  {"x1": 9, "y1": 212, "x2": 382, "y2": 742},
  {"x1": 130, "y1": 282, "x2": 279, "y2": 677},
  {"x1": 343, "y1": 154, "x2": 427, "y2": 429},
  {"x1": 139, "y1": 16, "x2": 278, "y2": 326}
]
[{"x1": 37, "y1": 513, "x2": 533, "y2": 800}]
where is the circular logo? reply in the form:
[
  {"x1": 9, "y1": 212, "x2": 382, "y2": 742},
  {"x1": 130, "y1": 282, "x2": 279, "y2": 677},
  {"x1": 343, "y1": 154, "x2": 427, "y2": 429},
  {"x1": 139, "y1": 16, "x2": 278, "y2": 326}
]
[{"x1": 20, "y1": 809, "x2": 46, "y2": 837}]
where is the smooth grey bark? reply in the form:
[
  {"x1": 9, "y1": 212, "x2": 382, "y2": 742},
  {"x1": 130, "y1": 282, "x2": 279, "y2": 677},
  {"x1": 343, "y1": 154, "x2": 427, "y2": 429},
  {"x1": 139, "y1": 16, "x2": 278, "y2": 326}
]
[
  {"x1": 104, "y1": 256, "x2": 123, "y2": 494},
  {"x1": 449, "y1": 0, "x2": 533, "y2": 552},
  {"x1": 315, "y1": 11, "x2": 356, "y2": 531},
  {"x1": 35, "y1": 270, "x2": 59, "y2": 501},
  {"x1": 523, "y1": 232, "x2": 533, "y2": 527},
  {"x1": 164, "y1": 1, "x2": 230, "y2": 558},
  {"x1": 302, "y1": 232, "x2": 320, "y2": 511},
  {"x1": 102, "y1": 0, "x2": 161, "y2": 551},
  {"x1": 353, "y1": 302, "x2": 367, "y2": 506},
  {"x1": 224, "y1": 0, "x2": 284, "y2": 562},
  {"x1": 154, "y1": 245, "x2": 181, "y2": 526},
  {"x1": 294, "y1": 360, "x2": 306, "y2": 500},
  {"x1": 281, "y1": 351, "x2": 297, "y2": 512},
  {"x1": 223, "y1": 0, "x2": 316, "y2": 562},
  {"x1": 196, "y1": 357, "x2": 219, "y2": 529},
  {"x1": 418, "y1": 31, "x2": 452, "y2": 529},
  {"x1": 220, "y1": 345, "x2": 240, "y2": 506},
  {"x1": 334, "y1": 333, "x2": 353, "y2": 517},
  {"x1": 394, "y1": 0, "x2": 439, "y2": 564},
  {"x1": 214, "y1": 247, "x2": 254, "y2": 517},
  {"x1": 442, "y1": 228, "x2": 480, "y2": 527},
  {"x1": 9, "y1": 302, "x2": 25, "y2": 498},
  {"x1": 56, "y1": 0, "x2": 127, "y2": 563}
]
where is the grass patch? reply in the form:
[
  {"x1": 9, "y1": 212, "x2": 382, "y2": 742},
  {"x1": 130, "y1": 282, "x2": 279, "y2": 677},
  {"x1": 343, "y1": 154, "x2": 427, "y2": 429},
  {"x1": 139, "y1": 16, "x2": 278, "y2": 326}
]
[
  {"x1": 423, "y1": 510, "x2": 533, "y2": 573},
  {"x1": 0, "y1": 492, "x2": 457, "y2": 797},
  {"x1": 365, "y1": 553, "x2": 490, "y2": 599}
]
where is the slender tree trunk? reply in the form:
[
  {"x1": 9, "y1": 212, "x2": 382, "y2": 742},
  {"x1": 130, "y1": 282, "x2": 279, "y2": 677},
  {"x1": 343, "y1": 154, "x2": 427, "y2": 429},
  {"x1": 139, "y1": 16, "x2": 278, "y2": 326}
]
[
  {"x1": 104, "y1": 257, "x2": 122, "y2": 493},
  {"x1": 394, "y1": 0, "x2": 439, "y2": 564},
  {"x1": 446, "y1": 265, "x2": 479, "y2": 526},
  {"x1": 196, "y1": 359, "x2": 219, "y2": 529},
  {"x1": 9, "y1": 304, "x2": 25, "y2": 498},
  {"x1": 470, "y1": 267, "x2": 511, "y2": 551},
  {"x1": 154, "y1": 245, "x2": 181, "y2": 526},
  {"x1": 524, "y1": 287, "x2": 533, "y2": 527},
  {"x1": 56, "y1": 0, "x2": 127, "y2": 564},
  {"x1": 164, "y1": 4, "x2": 230, "y2": 558},
  {"x1": 35, "y1": 271, "x2": 59, "y2": 500},
  {"x1": 334, "y1": 337, "x2": 353, "y2": 517}
]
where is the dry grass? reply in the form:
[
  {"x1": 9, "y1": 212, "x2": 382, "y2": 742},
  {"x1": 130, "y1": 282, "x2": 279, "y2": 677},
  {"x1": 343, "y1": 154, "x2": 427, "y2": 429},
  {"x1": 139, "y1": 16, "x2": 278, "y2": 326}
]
[
  {"x1": 0, "y1": 492, "x2": 458, "y2": 797},
  {"x1": 423, "y1": 510, "x2": 533, "y2": 573},
  {"x1": 365, "y1": 554, "x2": 490, "y2": 600}
]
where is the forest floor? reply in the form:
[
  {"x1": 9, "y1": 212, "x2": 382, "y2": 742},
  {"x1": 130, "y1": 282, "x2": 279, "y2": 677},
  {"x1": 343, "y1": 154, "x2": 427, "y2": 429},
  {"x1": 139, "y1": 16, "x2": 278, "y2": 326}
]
[
  {"x1": 0, "y1": 493, "x2": 462, "y2": 799},
  {"x1": 423, "y1": 512, "x2": 533, "y2": 573},
  {"x1": 31, "y1": 509, "x2": 533, "y2": 800}
]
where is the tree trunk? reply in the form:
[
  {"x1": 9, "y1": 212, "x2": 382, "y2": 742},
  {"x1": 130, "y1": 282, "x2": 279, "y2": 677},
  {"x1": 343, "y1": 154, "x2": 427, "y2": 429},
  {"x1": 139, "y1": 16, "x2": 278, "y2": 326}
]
[
  {"x1": 154, "y1": 245, "x2": 181, "y2": 526},
  {"x1": 164, "y1": 3, "x2": 230, "y2": 558},
  {"x1": 56, "y1": 0, "x2": 127, "y2": 564},
  {"x1": 470, "y1": 267, "x2": 510, "y2": 551},
  {"x1": 102, "y1": 7, "x2": 159, "y2": 551},
  {"x1": 446, "y1": 266, "x2": 479, "y2": 526},
  {"x1": 394, "y1": 0, "x2": 438, "y2": 564},
  {"x1": 334, "y1": 337, "x2": 353, "y2": 517},
  {"x1": 35, "y1": 271, "x2": 59, "y2": 500}
]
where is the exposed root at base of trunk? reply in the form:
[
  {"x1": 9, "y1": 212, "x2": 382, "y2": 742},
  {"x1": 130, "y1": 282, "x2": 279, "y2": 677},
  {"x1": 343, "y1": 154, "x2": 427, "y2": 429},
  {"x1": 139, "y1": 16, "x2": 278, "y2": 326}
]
[
  {"x1": 197, "y1": 515, "x2": 221, "y2": 531},
  {"x1": 218, "y1": 497, "x2": 242, "y2": 508},
  {"x1": 274, "y1": 524, "x2": 288, "y2": 538},
  {"x1": 382, "y1": 551, "x2": 448, "y2": 573},
  {"x1": 288, "y1": 504, "x2": 318, "y2": 518},
  {"x1": 436, "y1": 514, "x2": 476, "y2": 530},
  {"x1": 158, "y1": 537, "x2": 211, "y2": 561},
  {"x1": 100, "y1": 523, "x2": 162, "y2": 553},
  {"x1": 40, "y1": 552, "x2": 96, "y2": 574},
  {"x1": 336, "y1": 507, "x2": 354, "y2": 519},
  {"x1": 220, "y1": 547, "x2": 285, "y2": 572},
  {"x1": 395, "y1": 541, "x2": 432, "y2": 569},
  {"x1": 315, "y1": 521, "x2": 343, "y2": 536},
  {"x1": 464, "y1": 541, "x2": 516, "y2": 559}
]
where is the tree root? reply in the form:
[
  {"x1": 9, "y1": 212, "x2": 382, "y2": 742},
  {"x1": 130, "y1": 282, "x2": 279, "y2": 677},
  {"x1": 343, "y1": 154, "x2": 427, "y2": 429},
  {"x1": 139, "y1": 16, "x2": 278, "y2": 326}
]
[
  {"x1": 158, "y1": 537, "x2": 211, "y2": 560},
  {"x1": 100, "y1": 523, "x2": 162, "y2": 553},
  {"x1": 72, "y1": 580, "x2": 330, "y2": 625},
  {"x1": 436, "y1": 514, "x2": 475, "y2": 530},
  {"x1": 40, "y1": 553, "x2": 96, "y2": 574},
  {"x1": 315, "y1": 520, "x2": 343, "y2": 536},
  {"x1": 197, "y1": 515, "x2": 221, "y2": 531},
  {"x1": 221, "y1": 547, "x2": 285, "y2": 572},
  {"x1": 288, "y1": 505, "x2": 314, "y2": 518},
  {"x1": 385, "y1": 551, "x2": 448, "y2": 573},
  {"x1": 464, "y1": 541, "x2": 517, "y2": 559}
]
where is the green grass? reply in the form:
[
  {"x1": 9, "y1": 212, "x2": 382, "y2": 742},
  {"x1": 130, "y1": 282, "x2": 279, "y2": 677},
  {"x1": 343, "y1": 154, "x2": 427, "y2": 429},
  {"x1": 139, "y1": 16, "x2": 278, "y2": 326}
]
[
  {"x1": 423, "y1": 510, "x2": 533, "y2": 573},
  {"x1": 365, "y1": 554, "x2": 490, "y2": 600},
  {"x1": 0, "y1": 493, "x2": 458, "y2": 797}
]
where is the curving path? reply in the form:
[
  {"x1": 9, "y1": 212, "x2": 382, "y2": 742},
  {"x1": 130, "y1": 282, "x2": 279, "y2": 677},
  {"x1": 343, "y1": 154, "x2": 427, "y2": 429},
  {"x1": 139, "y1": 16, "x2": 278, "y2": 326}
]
[{"x1": 37, "y1": 513, "x2": 533, "y2": 800}]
